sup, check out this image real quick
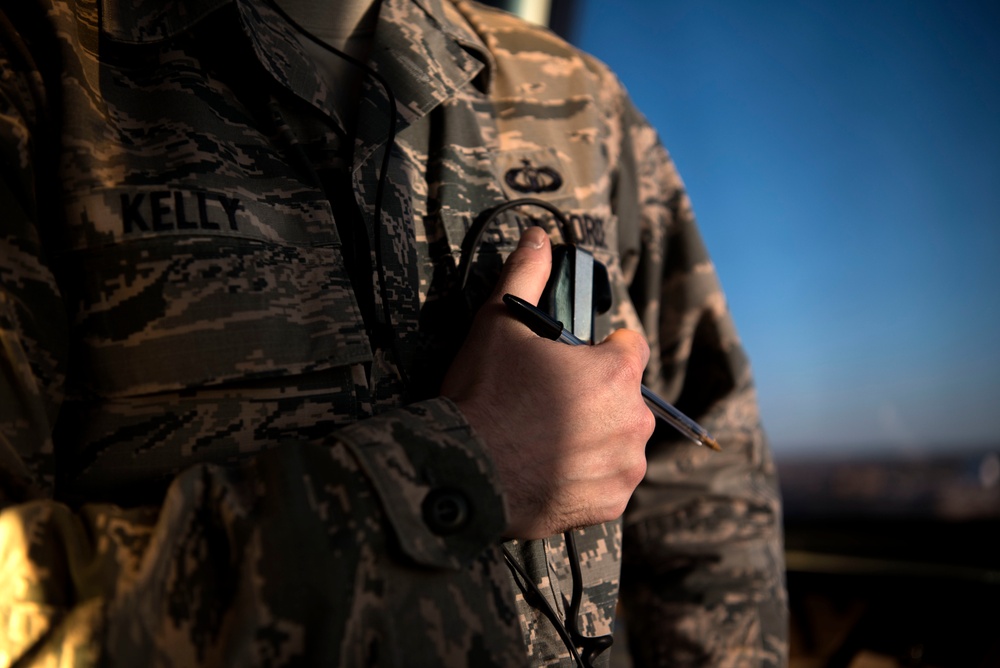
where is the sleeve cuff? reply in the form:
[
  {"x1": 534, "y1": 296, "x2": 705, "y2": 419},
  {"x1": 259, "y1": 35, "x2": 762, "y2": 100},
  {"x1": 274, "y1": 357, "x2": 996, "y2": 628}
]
[{"x1": 335, "y1": 397, "x2": 507, "y2": 569}]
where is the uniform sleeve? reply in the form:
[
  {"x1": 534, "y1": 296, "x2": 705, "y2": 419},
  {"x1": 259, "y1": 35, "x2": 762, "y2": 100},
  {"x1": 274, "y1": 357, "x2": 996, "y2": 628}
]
[
  {"x1": 615, "y1": 93, "x2": 789, "y2": 667},
  {"x1": 0, "y1": 10, "x2": 523, "y2": 667}
]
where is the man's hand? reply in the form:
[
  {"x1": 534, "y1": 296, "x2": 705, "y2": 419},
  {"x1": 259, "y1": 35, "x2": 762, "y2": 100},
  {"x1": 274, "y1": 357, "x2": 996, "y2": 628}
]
[{"x1": 442, "y1": 226, "x2": 654, "y2": 539}]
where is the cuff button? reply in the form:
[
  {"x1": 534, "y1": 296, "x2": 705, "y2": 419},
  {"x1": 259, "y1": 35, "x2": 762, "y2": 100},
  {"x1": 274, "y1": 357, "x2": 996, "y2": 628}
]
[{"x1": 422, "y1": 488, "x2": 471, "y2": 535}]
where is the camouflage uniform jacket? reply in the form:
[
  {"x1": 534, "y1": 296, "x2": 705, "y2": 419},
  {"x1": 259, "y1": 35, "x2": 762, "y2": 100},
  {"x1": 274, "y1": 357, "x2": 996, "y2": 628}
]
[{"x1": 0, "y1": 0, "x2": 788, "y2": 665}]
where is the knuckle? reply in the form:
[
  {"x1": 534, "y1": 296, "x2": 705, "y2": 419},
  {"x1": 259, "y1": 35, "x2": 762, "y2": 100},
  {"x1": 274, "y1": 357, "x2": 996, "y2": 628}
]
[
  {"x1": 618, "y1": 328, "x2": 651, "y2": 365},
  {"x1": 632, "y1": 332, "x2": 651, "y2": 366},
  {"x1": 608, "y1": 351, "x2": 645, "y2": 388},
  {"x1": 627, "y1": 455, "x2": 648, "y2": 488},
  {"x1": 639, "y1": 405, "x2": 657, "y2": 440},
  {"x1": 620, "y1": 395, "x2": 656, "y2": 443},
  {"x1": 598, "y1": 454, "x2": 646, "y2": 525},
  {"x1": 607, "y1": 492, "x2": 632, "y2": 521},
  {"x1": 591, "y1": 496, "x2": 626, "y2": 526}
]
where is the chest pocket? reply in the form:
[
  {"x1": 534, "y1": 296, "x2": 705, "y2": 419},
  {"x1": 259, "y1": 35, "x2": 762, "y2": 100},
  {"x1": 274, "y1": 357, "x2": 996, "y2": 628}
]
[{"x1": 59, "y1": 189, "x2": 372, "y2": 398}]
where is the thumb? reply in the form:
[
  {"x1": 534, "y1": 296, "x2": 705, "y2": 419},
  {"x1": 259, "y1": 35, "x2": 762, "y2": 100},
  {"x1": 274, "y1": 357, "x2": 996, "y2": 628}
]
[{"x1": 490, "y1": 226, "x2": 552, "y2": 306}]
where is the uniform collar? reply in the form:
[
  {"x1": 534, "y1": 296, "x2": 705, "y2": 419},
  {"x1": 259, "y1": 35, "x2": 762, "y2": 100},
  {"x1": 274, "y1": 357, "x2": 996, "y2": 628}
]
[
  {"x1": 99, "y1": 0, "x2": 495, "y2": 137},
  {"x1": 98, "y1": 0, "x2": 494, "y2": 91},
  {"x1": 412, "y1": 0, "x2": 495, "y2": 93},
  {"x1": 99, "y1": 0, "x2": 231, "y2": 43}
]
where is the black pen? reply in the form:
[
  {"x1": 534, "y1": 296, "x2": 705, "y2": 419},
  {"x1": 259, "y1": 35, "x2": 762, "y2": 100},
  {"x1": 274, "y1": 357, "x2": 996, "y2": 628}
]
[{"x1": 503, "y1": 293, "x2": 722, "y2": 451}]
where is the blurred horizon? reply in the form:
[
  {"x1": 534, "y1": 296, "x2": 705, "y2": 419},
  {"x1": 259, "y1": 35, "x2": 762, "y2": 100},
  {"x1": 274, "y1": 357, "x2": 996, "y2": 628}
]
[{"x1": 570, "y1": 0, "x2": 1000, "y2": 459}]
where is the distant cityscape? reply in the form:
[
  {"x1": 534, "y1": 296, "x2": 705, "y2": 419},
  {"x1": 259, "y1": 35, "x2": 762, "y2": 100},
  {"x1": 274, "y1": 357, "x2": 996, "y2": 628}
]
[{"x1": 776, "y1": 446, "x2": 1000, "y2": 521}]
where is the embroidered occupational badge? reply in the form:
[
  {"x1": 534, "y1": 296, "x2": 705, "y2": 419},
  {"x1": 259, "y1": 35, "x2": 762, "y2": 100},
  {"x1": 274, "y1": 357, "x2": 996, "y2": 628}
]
[{"x1": 504, "y1": 159, "x2": 563, "y2": 193}]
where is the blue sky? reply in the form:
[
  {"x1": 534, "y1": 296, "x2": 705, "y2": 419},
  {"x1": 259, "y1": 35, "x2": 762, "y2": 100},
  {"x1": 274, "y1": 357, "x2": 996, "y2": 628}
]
[{"x1": 575, "y1": 1, "x2": 1000, "y2": 458}]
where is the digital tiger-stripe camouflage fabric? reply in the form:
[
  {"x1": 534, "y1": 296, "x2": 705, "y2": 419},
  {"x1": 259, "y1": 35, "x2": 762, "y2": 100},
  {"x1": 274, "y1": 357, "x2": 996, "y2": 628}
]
[{"x1": 0, "y1": 0, "x2": 787, "y2": 665}]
